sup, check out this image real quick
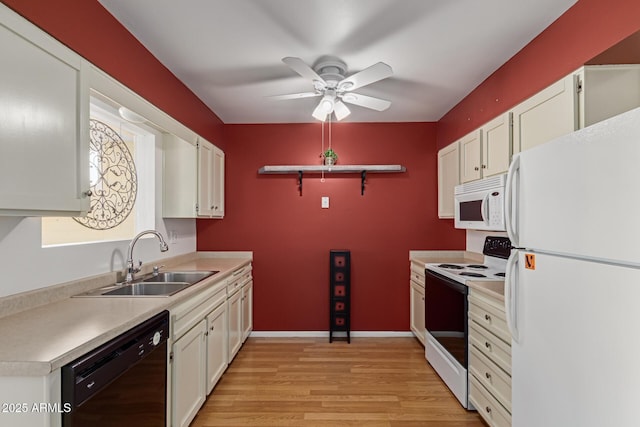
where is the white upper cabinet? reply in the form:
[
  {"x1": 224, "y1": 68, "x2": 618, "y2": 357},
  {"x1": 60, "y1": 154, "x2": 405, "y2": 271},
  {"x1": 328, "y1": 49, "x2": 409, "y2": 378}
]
[
  {"x1": 481, "y1": 112, "x2": 512, "y2": 178},
  {"x1": 511, "y1": 73, "x2": 577, "y2": 154},
  {"x1": 437, "y1": 141, "x2": 459, "y2": 219},
  {"x1": 459, "y1": 129, "x2": 482, "y2": 183},
  {"x1": 197, "y1": 139, "x2": 225, "y2": 218},
  {"x1": 460, "y1": 114, "x2": 512, "y2": 184},
  {"x1": 577, "y1": 65, "x2": 640, "y2": 129},
  {"x1": 0, "y1": 4, "x2": 90, "y2": 216},
  {"x1": 163, "y1": 135, "x2": 225, "y2": 218},
  {"x1": 513, "y1": 65, "x2": 640, "y2": 154}
]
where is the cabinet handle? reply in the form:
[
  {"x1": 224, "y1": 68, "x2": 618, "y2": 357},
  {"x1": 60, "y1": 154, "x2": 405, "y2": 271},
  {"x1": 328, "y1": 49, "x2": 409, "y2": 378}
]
[
  {"x1": 485, "y1": 314, "x2": 491, "y2": 322},
  {"x1": 481, "y1": 164, "x2": 487, "y2": 169},
  {"x1": 83, "y1": 190, "x2": 93, "y2": 197},
  {"x1": 485, "y1": 341, "x2": 491, "y2": 349},
  {"x1": 485, "y1": 406, "x2": 492, "y2": 414},
  {"x1": 474, "y1": 166, "x2": 479, "y2": 171},
  {"x1": 421, "y1": 297, "x2": 425, "y2": 301},
  {"x1": 485, "y1": 372, "x2": 492, "y2": 380},
  {"x1": 210, "y1": 325, "x2": 215, "y2": 331}
]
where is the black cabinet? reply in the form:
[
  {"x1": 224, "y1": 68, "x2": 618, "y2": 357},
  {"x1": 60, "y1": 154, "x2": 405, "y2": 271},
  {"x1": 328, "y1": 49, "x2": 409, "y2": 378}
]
[{"x1": 329, "y1": 250, "x2": 351, "y2": 343}]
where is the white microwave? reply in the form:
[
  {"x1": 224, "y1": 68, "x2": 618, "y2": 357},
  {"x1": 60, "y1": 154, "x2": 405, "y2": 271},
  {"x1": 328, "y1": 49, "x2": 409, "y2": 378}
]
[{"x1": 454, "y1": 174, "x2": 506, "y2": 231}]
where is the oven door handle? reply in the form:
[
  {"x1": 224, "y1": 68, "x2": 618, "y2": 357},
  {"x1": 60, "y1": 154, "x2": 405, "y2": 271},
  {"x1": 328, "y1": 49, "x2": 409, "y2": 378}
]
[{"x1": 505, "y1": 250, "x2": 519, "y2": 344}]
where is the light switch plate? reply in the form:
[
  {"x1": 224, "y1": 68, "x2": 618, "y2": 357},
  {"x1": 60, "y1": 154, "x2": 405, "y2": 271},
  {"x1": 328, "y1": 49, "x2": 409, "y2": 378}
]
[{"x1": 321, "y1": 196, "x2": 329, "y2": 209}]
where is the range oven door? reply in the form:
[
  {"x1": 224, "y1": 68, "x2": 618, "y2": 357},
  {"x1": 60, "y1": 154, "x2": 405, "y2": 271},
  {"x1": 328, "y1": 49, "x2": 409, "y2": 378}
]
[{"x1": 424, "y1": 269, "x2": 470, "y2": 408}]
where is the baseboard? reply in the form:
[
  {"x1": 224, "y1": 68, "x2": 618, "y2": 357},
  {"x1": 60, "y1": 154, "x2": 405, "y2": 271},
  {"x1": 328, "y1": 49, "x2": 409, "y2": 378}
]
[{"x1": 249, "y1": 331, "x2": 415, "y2": 338}]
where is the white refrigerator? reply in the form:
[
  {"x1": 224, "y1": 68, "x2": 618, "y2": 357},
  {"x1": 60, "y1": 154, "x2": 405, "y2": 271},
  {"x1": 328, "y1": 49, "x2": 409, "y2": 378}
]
[{"x1": 504, "y1": 106, "x2": 640, "y2": 427}]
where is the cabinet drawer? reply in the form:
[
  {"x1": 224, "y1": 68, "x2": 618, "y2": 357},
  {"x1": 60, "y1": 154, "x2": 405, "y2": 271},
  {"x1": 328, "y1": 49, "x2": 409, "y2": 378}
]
[
  {"x1": 469, "y1": 345, "x2": 511, "y2": 412},
  {"x1": 469, "y1": 321, "x2": 511, "y2": 374},
  {"x1": 173, "y1": 287, "x2": 226, "y2": 340},
  {"x1": 469, "y1": 376, "x2": 512, "y2": 427},
  {"x1": 468, "y1": 295, "x2": 510, "y2": 343},
  {"x1": 226, "y1": 265, "x2": 252, "y2": 295},
  {"x1": 410, "y1": 263, "x2": 425, "y2": 287}
]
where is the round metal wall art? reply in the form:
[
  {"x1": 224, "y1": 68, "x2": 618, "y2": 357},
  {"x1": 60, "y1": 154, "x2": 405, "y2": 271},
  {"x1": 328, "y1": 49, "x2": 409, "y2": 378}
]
[{"x1": 73, "y1": 119, "x2": 137, "y2": 230}]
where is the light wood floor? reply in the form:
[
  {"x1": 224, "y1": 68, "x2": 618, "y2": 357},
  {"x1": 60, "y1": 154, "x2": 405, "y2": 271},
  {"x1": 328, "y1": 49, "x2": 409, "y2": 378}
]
[{"x1": 191, "y1": 337, "x2": 486, "y2": 427}]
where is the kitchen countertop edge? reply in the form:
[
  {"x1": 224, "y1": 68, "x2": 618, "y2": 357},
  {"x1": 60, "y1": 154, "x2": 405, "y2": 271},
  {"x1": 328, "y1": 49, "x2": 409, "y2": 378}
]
[{"x1": 0, "y1": 251, "x2": 252, "y2": 377}]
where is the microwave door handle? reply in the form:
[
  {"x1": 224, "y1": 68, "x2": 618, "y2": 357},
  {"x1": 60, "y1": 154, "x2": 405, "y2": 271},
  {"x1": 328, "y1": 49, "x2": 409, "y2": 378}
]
[
  {"x1": 505, "y1": 154, "x2": 520, "y2": 246},
  {"x1": 481, "y1": 193, "x2": 491, "y2": 226}
]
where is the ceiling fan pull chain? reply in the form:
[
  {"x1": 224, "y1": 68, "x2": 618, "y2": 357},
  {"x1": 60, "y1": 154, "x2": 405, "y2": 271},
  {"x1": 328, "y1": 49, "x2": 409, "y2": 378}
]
[{"x1": 321, "y1": 121, "x2": 325, "y2": 182}]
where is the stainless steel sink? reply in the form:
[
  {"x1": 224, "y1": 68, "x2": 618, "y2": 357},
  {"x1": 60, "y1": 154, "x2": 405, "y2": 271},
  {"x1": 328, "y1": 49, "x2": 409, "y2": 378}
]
[
  {"x1": 142, "y1": 271, "x2": 216, "y2": 284},
  {"x1": 74, "y1": 270, "x2": 219, "y2": 297},
  {"x1": 102, "y1": 282, "x2": 191, "y2": 296}
]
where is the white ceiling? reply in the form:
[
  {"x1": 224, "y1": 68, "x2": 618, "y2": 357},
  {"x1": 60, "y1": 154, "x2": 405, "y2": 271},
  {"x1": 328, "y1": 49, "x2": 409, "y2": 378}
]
[{"x1": 98, "y1": 0, "x2": 577, "y2": 124}]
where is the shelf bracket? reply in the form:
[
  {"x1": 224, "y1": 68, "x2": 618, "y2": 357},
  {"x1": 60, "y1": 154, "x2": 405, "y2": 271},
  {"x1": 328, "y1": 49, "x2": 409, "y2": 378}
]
[
  {"x1": 361, "y1": 170, "x2": 367, "y2": 196},
  {"x1": 297, "y1": 171, "x2": 303, "y2": 196}
]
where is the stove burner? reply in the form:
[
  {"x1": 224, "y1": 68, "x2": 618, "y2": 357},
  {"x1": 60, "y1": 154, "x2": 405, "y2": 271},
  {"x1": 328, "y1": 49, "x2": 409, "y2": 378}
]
[
  {"x1": 459, "y1": 272, "x2": 486, "y2": 277},
  {"x1": 467, "y1": 264, "x2": 489, "y2": 269},
  {"x1": 495, "y1": 272, "x2": 506, "y2": 277},
  {"x1": 438, "y1": 264, "x2": 464, "y2": 269}
]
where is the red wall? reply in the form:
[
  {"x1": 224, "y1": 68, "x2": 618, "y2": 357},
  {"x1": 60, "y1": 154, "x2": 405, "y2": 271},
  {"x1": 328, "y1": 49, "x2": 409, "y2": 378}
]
[
  {"x1": 437, "y1": 0, "x2": 640, "y2": 148},
  {"x1": 1, "y1": 0, "x2": 224, "y2": 146},
  {"x1": 197, "y1": 123, "x2": 465, "y2": 331}
]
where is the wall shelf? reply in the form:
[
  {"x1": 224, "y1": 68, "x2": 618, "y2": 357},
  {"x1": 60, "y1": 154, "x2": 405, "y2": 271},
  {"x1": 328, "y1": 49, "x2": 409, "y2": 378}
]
[{"x1": 258, "y1": 165, "x2": 407, "y2": 196}]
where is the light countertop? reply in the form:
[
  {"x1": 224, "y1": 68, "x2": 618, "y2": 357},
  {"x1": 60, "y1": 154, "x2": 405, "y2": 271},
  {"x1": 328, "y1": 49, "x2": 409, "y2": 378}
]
[{"x1": 0, "y1": 253, "x2": 251, "y2": 377}]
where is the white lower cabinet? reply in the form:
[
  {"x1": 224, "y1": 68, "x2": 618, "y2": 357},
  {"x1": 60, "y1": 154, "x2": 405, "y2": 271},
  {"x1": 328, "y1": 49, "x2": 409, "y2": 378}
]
[
  {"x1": 468, "y1": 288, "x2": 512, "y2": 427},
  {"x1": 172, "y1": 319, "x2": 207, "y2": 427},
  {"x1": 241, "y1": 280, "x2": 253, "y2": 343},
  {"x1": 227, "y1": 288, "x2": 242, "y2": 361},
  {"x1": 226, "y1": 264, "x2": 253, "y2": 362},
  {"x1": 409, "y1": 260, "x2": 426, "y2": 345},
  {"x1": 206, "y1": 302, "x2": 228, "y2": 395}
]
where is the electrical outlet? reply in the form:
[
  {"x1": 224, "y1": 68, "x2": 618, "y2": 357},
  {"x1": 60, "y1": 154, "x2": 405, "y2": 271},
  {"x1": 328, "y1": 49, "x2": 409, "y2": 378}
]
[
  {"x1": 169, "y1": 230, "x2": 178, "y2": 243},
  {"x1": 321, "y1": 196, "x2": 329, "y2": 209}
]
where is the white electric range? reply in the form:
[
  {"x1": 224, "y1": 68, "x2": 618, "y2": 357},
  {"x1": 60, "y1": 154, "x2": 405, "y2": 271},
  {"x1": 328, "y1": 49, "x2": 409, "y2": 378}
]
[{"x1": 423, "y1": 236, "x2": 511, "y2": 409}]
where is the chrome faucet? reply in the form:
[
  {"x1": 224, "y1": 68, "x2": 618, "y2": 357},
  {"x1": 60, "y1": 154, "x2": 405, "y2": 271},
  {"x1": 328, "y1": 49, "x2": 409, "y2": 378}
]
[{"x1": 125, "y1": 230, "x2": 169, "y2": 283}]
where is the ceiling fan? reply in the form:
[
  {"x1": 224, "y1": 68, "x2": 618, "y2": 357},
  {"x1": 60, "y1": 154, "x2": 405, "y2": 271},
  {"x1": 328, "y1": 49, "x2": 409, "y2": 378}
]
[{"x1": 271, "y1": 56, "x2": 393, "y2": 122}]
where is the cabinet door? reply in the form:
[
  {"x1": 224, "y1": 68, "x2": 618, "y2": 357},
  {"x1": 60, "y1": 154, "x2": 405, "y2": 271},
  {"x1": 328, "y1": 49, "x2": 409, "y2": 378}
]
[
  {"x1": 197, "y1": 139, "x2": 214, "y2": 217},
  {"x1": 211, "y1": 146, "x2": 225, "y2": 218},
  {"x1": 206, "y1": 303, "x2": 228, "y2": 394},
  {"x1": 227, "y1": 290, "x2": 242, "y2": 362},
  {"x1": 460, "y1": 130, "x2": 482, "y2": 183},
  {"x1": 0, "y1": 5, "x2": 89, "y2": 216},
  {"x1": 172, "y1": 319, "x2": 207, "y2": 427},
  {"x1": 512, "y1": 73, "x2": 577, "y2": 154},
  {"x1": 410, "y1": 281, "x2": 425, "y2": 346},
  {"x1": 481, "y1": 112, "x2": 511, "y2": 178},
  {"x1": 241, "y1": 281, "x2": 253, "y2": 342},
  {"x1": 163, "y1": 134, "x2": 197, "y2": 217},
  {"x1": 437, "y1": 141, "x2": 459, "y2": 219}
]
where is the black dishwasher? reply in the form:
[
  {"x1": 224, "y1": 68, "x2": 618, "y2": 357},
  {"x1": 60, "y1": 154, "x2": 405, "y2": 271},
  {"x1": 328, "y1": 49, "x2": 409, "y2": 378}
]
[{"x1": 61, "y1": 310, "x2": 169, "y2": 427}]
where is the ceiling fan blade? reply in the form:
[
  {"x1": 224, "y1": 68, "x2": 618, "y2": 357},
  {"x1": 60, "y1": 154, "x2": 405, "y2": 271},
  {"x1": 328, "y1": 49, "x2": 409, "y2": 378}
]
[
  {"x1": 341, "y1": 93, "x2": 391, "y2": 111},
  {"x1": 338, "y1": 62, "x2": 393, "y2": 91},
  {"x1": 333, "y1": 101, "x2": 351, "y2": 121},
  {"x1": 268, "y1": 92, "x2": 321, "y2": 101},
  {"x1": 312, "y1": 101, "x2": 329, "y2": 122},
  {"x1": 282, "y1": 57, "x2": 326, "y2": 85}
]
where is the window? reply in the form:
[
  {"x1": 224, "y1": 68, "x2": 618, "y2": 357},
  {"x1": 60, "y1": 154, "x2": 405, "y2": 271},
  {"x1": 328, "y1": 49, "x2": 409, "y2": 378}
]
[{"x1": 41, "y1": 95, "x2": 156, "y2": 246}]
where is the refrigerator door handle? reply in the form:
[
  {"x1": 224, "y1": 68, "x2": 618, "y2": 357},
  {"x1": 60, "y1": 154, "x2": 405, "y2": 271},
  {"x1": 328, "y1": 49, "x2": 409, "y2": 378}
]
[
  {"x1": 505, "y1": 154, "x2": 520, "y2": 246},
  {"x1": 505, "y1": 250, "x2": 520, "y2": 343}
]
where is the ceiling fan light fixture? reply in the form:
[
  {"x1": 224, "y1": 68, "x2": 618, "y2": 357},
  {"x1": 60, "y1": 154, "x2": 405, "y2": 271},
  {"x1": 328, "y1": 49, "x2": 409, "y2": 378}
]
[{"x1": 319, "y1": 96, "x2": 335, "y2": 113}]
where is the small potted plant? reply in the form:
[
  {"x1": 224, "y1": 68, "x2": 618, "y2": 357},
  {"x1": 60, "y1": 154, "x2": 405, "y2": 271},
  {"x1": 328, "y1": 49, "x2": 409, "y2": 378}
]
[{"x1": 323, "y1": 148, "x2": 338, "y2": 165}]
